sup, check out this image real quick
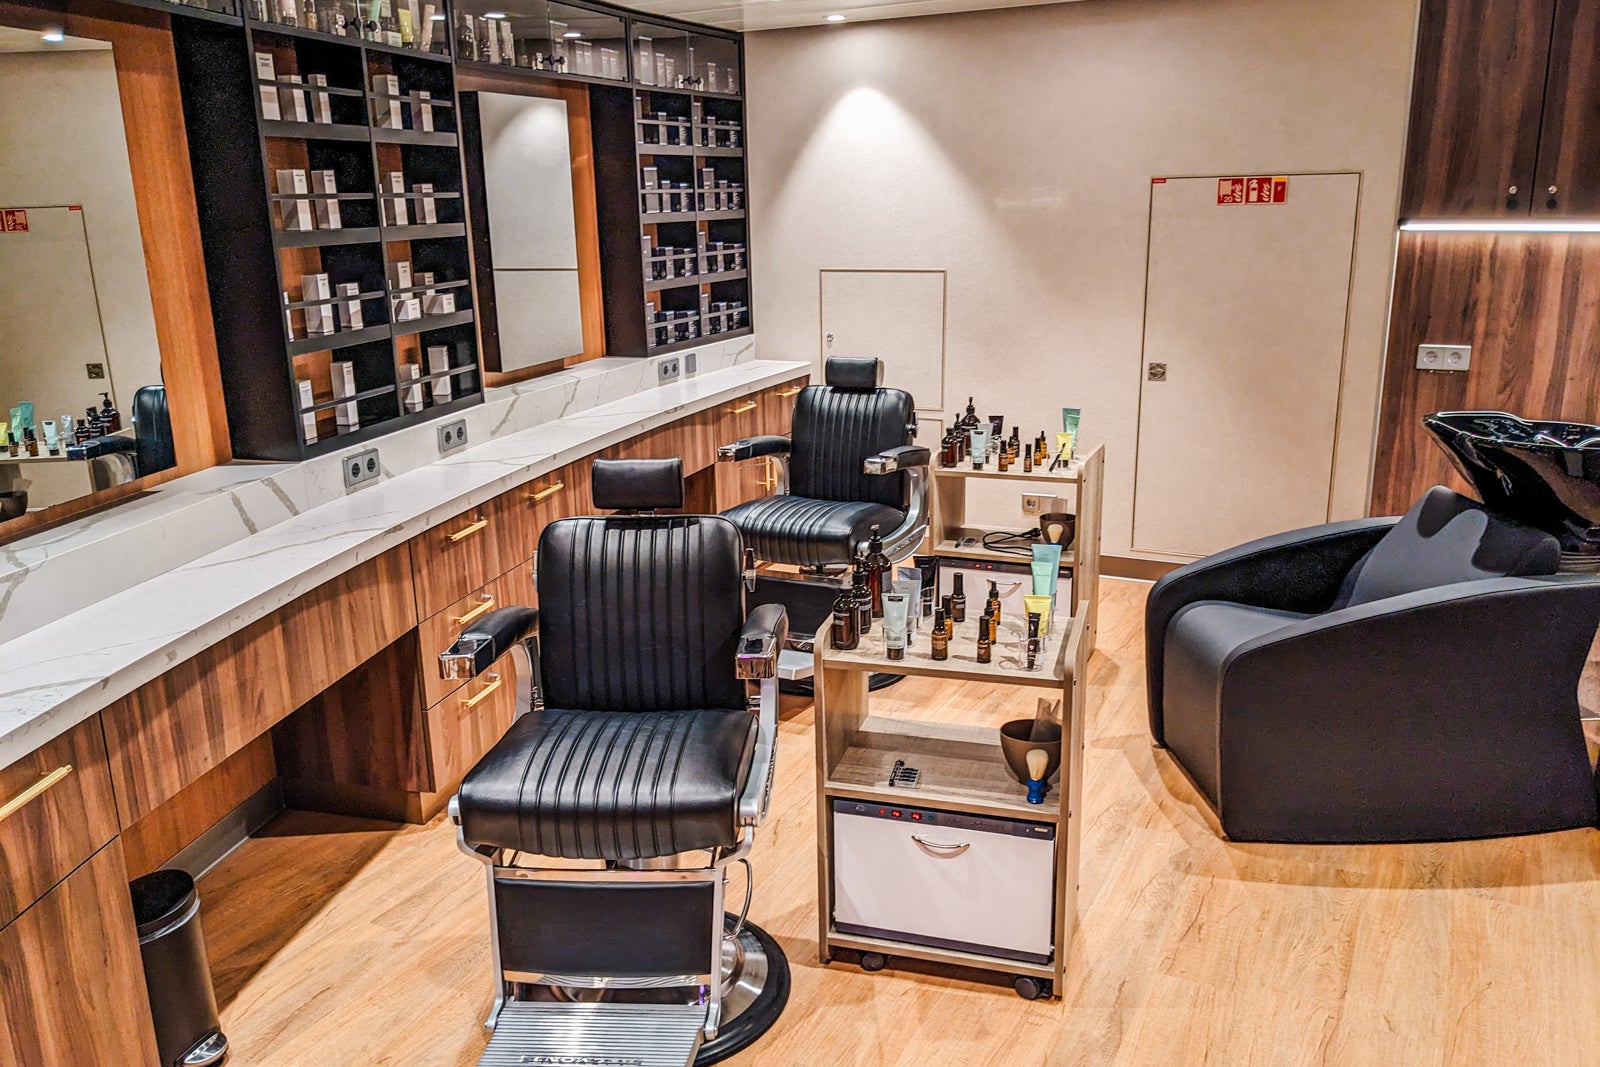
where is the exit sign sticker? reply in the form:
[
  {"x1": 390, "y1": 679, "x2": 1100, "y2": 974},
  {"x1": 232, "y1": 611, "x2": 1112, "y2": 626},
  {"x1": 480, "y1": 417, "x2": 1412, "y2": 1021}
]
[
  {"x1": 1217, "y1": 176, "x2": 1288, "y2": 205},
  {"x1": 1, "y1": 209, "x2": 27, "y2": 232}
]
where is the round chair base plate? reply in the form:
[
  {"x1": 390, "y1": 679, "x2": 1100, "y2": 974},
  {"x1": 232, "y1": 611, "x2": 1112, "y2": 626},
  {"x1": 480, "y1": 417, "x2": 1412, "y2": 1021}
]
[{"x1": 696, "y1": 918, "x2": 790, "y2": 1065}]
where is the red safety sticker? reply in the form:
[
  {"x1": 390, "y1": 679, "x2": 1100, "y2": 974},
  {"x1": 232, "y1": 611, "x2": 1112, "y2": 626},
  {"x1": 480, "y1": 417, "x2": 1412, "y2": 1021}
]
[
  {"x1": 1218, "y1": 176, "x2": 1288, "y2": 205},
  {"x1": 1, "y1": 209, "x2": 28, "y2": 232}
]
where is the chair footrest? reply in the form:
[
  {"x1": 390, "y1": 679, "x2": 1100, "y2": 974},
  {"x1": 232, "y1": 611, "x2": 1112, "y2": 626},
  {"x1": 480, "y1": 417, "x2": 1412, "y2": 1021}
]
[{"x1": 480, "y1": 1002, "x2": 705, "y2": 1066}]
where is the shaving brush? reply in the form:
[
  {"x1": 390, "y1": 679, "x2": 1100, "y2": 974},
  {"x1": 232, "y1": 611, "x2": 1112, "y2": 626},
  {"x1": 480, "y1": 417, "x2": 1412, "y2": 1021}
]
[{"x1": 1025, "y1": 748, "x2": 1049, "y2": 805}]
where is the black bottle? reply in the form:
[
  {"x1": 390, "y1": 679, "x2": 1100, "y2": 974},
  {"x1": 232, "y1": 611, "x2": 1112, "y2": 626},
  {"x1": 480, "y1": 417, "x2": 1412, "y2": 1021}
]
[
  {"x1": 976, "y1": 613, "x2": 993, "y2": 664},
  {"x1": 100, "y1": 391, "x2": 121, "y2": 433},
  {"x1": 851, "y1": 553, "x2": 873, "y2": 635},
  {"x1": 987, "y1": 581, "x2": 1001, "y2": 640},
  {"x1": 951, "y1": 572, "x2": 967, "y2": 624},
  {"x1": 865, "y1": 524, "x2": 890, "y2": 618},
  {"x1": 5, "y1": 433, "x2": 16, "y2": 458},
  {"x1": 24, "y1": 428, "x2": 38, "y2": 457},
  {"x1": 931, "y1": 608, "x2": 949, "y2": 660},
  {"x1": 830, "y1": 585, "x2": 859, "y2": 650}
]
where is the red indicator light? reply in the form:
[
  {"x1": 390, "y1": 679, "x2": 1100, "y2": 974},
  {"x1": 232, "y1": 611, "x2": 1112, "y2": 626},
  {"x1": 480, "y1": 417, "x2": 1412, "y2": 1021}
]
[
  {"x1": 891, "y1": 810, "x2": 901, "y2": 818},
  {"x1": 911, "y1": 813, "x2": 923, "y2": 820}
]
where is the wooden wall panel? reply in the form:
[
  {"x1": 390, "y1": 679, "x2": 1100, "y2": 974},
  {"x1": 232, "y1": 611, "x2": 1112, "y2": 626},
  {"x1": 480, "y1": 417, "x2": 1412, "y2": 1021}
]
[
  {"x1": 121, "y1": 732, "x2": 278, "y2": 880},
  {"x1": 1371, "y1": 231, "x2": 1600, "y2": 515},
  {"x1": 102, "y1": 546, "x2": 417, "y2": 825}
]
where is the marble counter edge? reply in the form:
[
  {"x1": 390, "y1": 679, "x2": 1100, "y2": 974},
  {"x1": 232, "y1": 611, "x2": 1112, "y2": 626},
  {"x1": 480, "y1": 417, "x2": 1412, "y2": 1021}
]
[{"x1": 0, "y1": 360, "x2": 808, "y2": 769}]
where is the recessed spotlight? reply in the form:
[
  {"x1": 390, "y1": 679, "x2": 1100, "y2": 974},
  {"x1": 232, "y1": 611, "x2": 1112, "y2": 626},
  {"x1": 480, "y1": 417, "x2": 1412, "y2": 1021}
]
[
  {"x1": 825, "y1": 13, "x2": 846, "y2": 21},
  {"x1": 563, "y1": 31, "x2": 582, "y2": 38},
  {"x1": 430, "y1": 13, "x2": 446, "y2": 19},
  {"x1": 41, "y1": 28, "x2": 65, "y2": 42}
]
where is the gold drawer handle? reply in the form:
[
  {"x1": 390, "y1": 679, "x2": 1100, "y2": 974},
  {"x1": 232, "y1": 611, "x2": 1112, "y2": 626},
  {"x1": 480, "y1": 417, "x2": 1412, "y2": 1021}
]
[
  {"x1": 0, "y1": 765, "x2": 74, "y2": 823},
  {"x1": 530, "y1": 480, "x2": 565, "y2": 503},
  {"x1": 777, "y1": 386, "x2": 803, "y2": 397},
  {"x1": 728, "y1": 401, "x2": 757, "y2": 414},
  {"x1": 452, "y1": 593, "x2": 495, "y2": 626},
  {"x1": 447, "y1": 514, "x2": 489, "y2": 543},
  {"x1": 461, "y1": 672, "x2": 503, "y2": 710}
]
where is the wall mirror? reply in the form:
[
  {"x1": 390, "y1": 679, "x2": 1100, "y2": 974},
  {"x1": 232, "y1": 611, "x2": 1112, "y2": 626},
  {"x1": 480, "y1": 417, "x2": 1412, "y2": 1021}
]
[{"x1": 0, "y1": 21, "x2": 176, "y2": 525}]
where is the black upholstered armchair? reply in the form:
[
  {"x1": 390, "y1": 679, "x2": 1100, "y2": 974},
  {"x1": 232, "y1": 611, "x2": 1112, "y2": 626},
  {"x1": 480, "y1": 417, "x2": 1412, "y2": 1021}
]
[
  {"x1": 1147, "y1": 486, "x2": 1600, "y2": 844},
  {"x1": 70, "y1": 384, "x2": 177, "y2": 488},
  {"x1": 718, "y1": 357, "x2": 929, "y2": 567},
  {"x1": 440, "y1": 458, "x2": 789, "y2": 1062}
]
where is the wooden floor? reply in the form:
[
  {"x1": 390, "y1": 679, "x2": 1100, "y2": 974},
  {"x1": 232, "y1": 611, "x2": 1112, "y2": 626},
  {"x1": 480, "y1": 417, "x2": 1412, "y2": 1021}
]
[{"x1": 200, "y1": 578, "x2": 1600, "y2": 1065}]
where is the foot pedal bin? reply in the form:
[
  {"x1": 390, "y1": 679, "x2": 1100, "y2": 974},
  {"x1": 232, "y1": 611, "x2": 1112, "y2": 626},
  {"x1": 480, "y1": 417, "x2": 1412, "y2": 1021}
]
[{"x1": 479, "y1": 1002, "x2": 706, "y2": 1066}]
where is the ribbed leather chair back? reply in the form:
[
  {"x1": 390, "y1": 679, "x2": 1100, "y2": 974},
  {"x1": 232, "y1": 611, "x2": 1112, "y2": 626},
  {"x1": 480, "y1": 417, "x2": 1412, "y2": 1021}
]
[
  {"x1": 537, "y1": 514, "x2": 747, "y2": 712},
  {"x1": 133, "y1": 384, "x2": 177, "y2": 476},
  {"x1": 789, "y1": 385, "x2": 914, "y2": 508}
]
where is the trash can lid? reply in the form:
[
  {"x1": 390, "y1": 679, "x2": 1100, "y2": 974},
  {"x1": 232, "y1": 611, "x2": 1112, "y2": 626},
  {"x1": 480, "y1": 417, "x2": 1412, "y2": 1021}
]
[{"x1": 130, "y1": 868, "x2": 197, "y2": 938}]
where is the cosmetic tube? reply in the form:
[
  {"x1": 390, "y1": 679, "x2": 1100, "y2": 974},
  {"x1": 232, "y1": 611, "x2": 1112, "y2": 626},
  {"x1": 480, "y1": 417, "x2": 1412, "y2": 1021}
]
[
  {"x1": 970, "y1": 424, "x2": 990, "y2": 468},
  {"x1": 1024, "y1": 595, "x2": 1053, "y2": 650},
  {"x1": 913, "y1": 555, "x2": 938, "y2": 616},
  {"x1": 891, "y1": 576, "x2": 921, "y2": 635},
  {"x1": 1025, "y1": 612, "x2": 1042, "y2": 671},
  {"x1": 42, "y1": 420, "x2": 59, "y2": 455},
  {"x1": 1031, "y1": 559, "x2": 1054, "y2": 598},
  {"x1": 883, "y1": 594, "x2": 909, "y2": 661},
  {"x1": 1031, "y1": 543, "x2": 1063, "y2": 609}
]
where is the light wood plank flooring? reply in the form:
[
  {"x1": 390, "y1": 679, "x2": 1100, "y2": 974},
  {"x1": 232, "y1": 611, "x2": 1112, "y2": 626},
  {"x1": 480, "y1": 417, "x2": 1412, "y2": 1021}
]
[{"x1": 199, "y1": 578, "x2": 1600, "y2": 1065}]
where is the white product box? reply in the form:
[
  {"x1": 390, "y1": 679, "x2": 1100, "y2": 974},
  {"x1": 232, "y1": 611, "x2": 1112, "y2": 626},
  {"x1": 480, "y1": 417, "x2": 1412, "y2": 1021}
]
[
  {"x1": 412, "y1": 90, "x2": 434, "y2": 133},
  {"x1": 420, "y1": 3, "x2": 437, "y2": 48},
  {"x1": 276, "y1": 169, "x2": 309, "y2": 195},
  {"x1": 382, "y1": 172, "x2": 409, "y2": 226},
  {"x1": 654, "y1": 55, "x2": 667, "y2": 88},
  {"x1": 391, "y1": 296, "x2": 422, "y2": 322},
  {"x1": 279, "y1": 200, "x2": 314, "y2": 231},
  {"x1": 336, "y1": 282, "x2": 364, "y2": 329},
  {"x1": 255, "y1": 51, "x2": 276, "y2": 81},
  {"x1": 400, "y1": 363, "x2": 424, "y2": 412},
  {"x1": 308, "y1": 169, "x2": 337, "y2": 195},
  {"x1": 279, "y1": 76, "x2": 309, "y2": 123},
  {"x1": 372, "y1": 75, "x2": 403, "y2": 128},
  {"x1": 309, "y1": 171, "x2": 341, "y2": 229},
  {"x1": 424, "y1": 290, "x2": 455, "y2": 315},
  {"x1": 380, "y1": 0, "x2": 401, "y2": 45},
  {"x1": 427, "y1": 345, "x2": 452, "y2": 401},
  {"x1": 305, "y1": 303, "x2": 336, "y2": 336},
  {"x1": 297, "y1": 379, "x2": 318, "y2": 443},
  {"x1": 301, "y1": 272, "x2": 332, "y2": 301},
  {"x1": 307, "y1": 74, "x2": 333, "y2": 124},
  {"x1": 637, "y1": 37, "x2": 654, "y2": 84},
  {"x1": 481, "y1": 17, "x2": 499, "y2": 64},
  {"x1": 331, "y1": 360, "x2": 359, "y2": 429},
  {"x1": 259, "y1": 85, "x2": 282, "y2": 121},
  {"x1": 414, "y1": 182, "x2": 437, "y2": 225},
  {"x1": 499, "y1": 22, "x2": 514, "y2": 65},
  {"x1": 386, "y1": 260, "x2": 413, "y2": 290}
]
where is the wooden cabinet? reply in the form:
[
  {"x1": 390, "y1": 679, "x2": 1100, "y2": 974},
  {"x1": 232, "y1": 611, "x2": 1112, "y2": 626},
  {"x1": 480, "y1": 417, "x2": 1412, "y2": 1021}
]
[
  {"x1": 0, "y1": 840, "x2": 160, "y2": 1067},
  {"x1": 1400, "y1": 0, "x2": 1600, "y2": 218},
  {"x1": 0, "y1": 717, "x2": 119, "y2": 929}
]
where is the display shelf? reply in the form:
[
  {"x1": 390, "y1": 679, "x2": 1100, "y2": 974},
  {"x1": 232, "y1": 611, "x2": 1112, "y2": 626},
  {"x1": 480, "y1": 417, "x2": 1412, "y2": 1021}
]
[
  {"x1": 259, "y1": 118, "x2": 371, "y2": 141},
  {"x1": 285, "y1": 322, "x2": 393, "y2": 355},
  {"x1": 274, "y1": 226, "x2": 384, "y2": 248},
  {"x1": 823, "y1": 615, "x2": 1071, "y2": 688},
  {"x1": 390, "y1": 309, "x2": 476, "y2": 336},
  {"x1": 299, "y1": 383, "x2": 398, "y2": 413},
  {"x1": 385, "y1": 221, "x2": 467, "y2": 240},
  {"x1": 245, "y1": 19, "x2": 451, "y2": 61},
  {"x1": 282, "y1": 288, "x2": 384, "y2": 310},
  {"x1": 371, "y1": 127, "x2": 459, "y2": 147},
  {"x1": 370, "y1": 91, "x2": 455, "y2": 109},
  {"x1": 640, "y1": 210, "x2": 698, "y2": 224},
  {"x1": 932, "y1": 460, "x2": 1086, "y2": 483},
  {"x1": 260, "y1": 78, "x2": 365, "y2": 97},
  {"x1": 642, "y1": 325, "x2": 750, "y2": 356},
  {"x1": 698, "y1": 208, "x2": 745, "y2": 220},
  {"x1": 643, "y1": 275, "x2": 701, "y2": 293},
  {"x1": 825, "y1": 715, "x2": 1062, "y2": 821},
  {"x1": 933, "y1": 534, "x2": 1078, "y2": 568},
  {"x1": 700, "y1": 268, "x2": 746, "y2": 283},
  {"x1": 269, "y1": 192, "x2": 378, "y2": 201},
  {"x1": 386, "y1": 278, "x2": 471, "y2": 296}
]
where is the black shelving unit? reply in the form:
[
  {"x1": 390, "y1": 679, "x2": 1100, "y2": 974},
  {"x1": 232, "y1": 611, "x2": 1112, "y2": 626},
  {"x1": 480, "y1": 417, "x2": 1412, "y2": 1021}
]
[{"x1": 173, "y1": 13, "x2": 481, "y2": 461}]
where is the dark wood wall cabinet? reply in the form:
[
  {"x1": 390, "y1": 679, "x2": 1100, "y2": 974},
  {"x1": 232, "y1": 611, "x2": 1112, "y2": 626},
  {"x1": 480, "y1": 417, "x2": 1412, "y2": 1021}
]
[{"x1": 1402, "y1": 0, "x2": 1600, "y2": 218}]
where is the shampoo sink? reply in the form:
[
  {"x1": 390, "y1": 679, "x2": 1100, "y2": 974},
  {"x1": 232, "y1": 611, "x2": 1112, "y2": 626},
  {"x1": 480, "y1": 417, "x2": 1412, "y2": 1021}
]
[{"x1": 1424, "y1": 411, "x2": 1600, "y2": 561}]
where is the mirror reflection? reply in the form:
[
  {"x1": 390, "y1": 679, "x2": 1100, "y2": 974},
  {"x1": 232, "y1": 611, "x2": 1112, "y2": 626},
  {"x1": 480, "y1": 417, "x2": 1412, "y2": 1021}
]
[{"x1": 0, "y1": 24, "x2": 173, "y2": 524}]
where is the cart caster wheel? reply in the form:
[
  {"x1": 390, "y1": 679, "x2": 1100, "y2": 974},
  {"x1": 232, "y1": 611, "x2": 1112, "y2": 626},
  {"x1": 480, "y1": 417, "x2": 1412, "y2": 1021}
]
[
  {"x1": 1014, "y1": 976, "x2": 1051, "y2": 1000},
  {"x1": 860, "y1": 952, "x2": 888, "y2": 973}
]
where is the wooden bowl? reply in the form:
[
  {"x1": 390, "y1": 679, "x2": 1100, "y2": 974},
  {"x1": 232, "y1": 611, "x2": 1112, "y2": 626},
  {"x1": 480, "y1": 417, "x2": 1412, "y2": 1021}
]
[{"x1": 999, "y1": 718, "x2": 1062, "y2": 785}]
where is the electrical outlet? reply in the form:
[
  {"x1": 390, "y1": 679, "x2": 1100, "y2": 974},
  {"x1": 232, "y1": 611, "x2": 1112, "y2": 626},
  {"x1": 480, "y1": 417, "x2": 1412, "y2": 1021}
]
[
  {"x1": 1416, "y1": 344, "x2": 1471, "y2": 372},
  {"x1": 437, "y1": 418, "x2": 468, "y2": 455},
  {"x1": 1021, "y1": 493, "x2": 1047, "y2": 517},
  {"x1": 657, "y1": 356, "x2": 681, "y2": 382},
  {"x1": 343, "y1": 447, "x2": 381, "y2": 490}
]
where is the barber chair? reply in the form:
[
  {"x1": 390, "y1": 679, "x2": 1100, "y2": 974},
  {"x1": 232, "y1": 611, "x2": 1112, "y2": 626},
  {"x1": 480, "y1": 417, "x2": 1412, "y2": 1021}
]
[
  {"x1": 717, "y1": 357, "x2": 929, "y2": 685},
  {"x1": 443, "y1": 458, "x2": 790, "y2": 1066},
  {"x1": 72, "y1": 384, "x2": 178, "y2": 490}
]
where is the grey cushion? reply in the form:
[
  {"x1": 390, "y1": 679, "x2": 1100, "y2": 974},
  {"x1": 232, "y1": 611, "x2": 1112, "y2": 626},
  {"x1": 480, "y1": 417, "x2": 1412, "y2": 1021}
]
[
  {"x1": 1162, "y1": 601, "x2": 1312, "y2": 806},
  {"x1": 1333, "y1": 486, "x2": 1560, "y2": 609}
]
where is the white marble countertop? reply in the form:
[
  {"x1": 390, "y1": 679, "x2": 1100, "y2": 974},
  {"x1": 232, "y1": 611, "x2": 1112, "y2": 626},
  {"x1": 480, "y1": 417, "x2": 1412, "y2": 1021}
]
[{"x1": 0, "y1": 358, "x2": 806, "y2": 769}]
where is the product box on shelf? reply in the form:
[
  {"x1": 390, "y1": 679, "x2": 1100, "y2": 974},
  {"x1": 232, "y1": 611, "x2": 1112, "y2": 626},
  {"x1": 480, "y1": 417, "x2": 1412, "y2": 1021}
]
[
  {"x1": 400, "y1": 363, "x2": 424, "y2": 412},
  {"x1": 392, "y1": 295, "x2": 422, "y2": 322},
  {"x1": 297, "y1": 378, "x2": 318, "y2": 443},
  {"x1": 427, "y1": 345, "x2": 452, "y2": 401},
  {"x1": 330, "y1": 360, "x2": 359, "y2": 429},
  {"x1": 307, "y1": 74, "x2": 334, "y2": 124},
  {"x1": 382, "y1": 172, "x2": 409, "y2": 227},
  {"x1": 412, "y1": 90, "x2": 434, "y2": 133},
  {"x1": 336, "y1": 282, "x2": 364, "y2": 329},
  {"x1": 278, "y1": 75, "x2": 309, "y2": 123},
  {"x1": 372, "y1": 74, "x2": 403, "y2": 129},
  {"x1": 386, "y1": 260, "x2": 413, "y2": 292},
  {"x1": 415, "y1": 182, "x2": 438, "y2": 225},
  {"x1": 275, "y1": 168, "x2": 313, "y2": 231},
  {"x1": 309, "y1": 170, "x2": 341, "y2": 229},
  {"x1": 254, "y1": 51, "x2": 275, "y2": 82}
]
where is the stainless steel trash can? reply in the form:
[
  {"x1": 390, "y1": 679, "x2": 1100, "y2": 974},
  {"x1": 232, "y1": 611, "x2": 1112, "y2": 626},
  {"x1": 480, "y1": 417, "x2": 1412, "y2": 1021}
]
[{"x1": 129, "y1": 869, "x2": 228, "y2": 1067}]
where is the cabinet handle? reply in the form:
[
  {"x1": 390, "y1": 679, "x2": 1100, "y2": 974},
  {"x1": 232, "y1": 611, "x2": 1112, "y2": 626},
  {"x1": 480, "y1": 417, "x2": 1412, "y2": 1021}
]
[
  {"x1": 1508, "y1": 185, "x2": 1519, "y2": 195},
  {"x1": 447, "y1": 514, "x2": 489, "y2": 543},
  {"x1": 529, "y1": 480, "x2": 565, "y2": 503},
  {"x1": 777, "y1": 386, "x2": 803, "y2": 397},
  {"x1": 911, "y1": 834, "x2": 970, "y2": 855},
  {"x1": 452, "y1": 593, "x2": 495, "y2": 626},
  {"x1": 0, "y1": 765, "x2": 74, "y2": 823},
  {"x1": 1549, "y1": 185, "x2": 1559, "y2": 194},
  {"x1": 728, "y1": 401, "x2": 757, "y2": 414},
  {"x1": 461, "y1": 672, "x2": 503, "y2": 710}
]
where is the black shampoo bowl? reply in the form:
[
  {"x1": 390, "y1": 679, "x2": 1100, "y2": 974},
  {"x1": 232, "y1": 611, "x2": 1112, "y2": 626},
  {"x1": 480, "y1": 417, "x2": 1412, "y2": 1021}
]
[{"x1": 1424, "y1": 411, "x2": 1600, "y2": 558}]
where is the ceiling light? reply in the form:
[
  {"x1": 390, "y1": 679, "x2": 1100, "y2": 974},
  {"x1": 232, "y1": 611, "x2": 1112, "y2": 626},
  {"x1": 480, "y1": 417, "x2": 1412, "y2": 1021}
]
[
  {"x1": 484, "y1": 11, "x2": 506, "y2": 18},
  {"x1": 825, "y1": 14, "x2": 846, "y2": 22},
  {"x1": 563, "y1": 31, "x2": 582, "y2": 38},
  {"x1": 430, "y1": 13, "x2": 446, "y2": 19},
  {"x1": 1399, "y1": 219, "x2": 1600, "y2": 233},
  {"x1": 41, "y1": 28, "x2": 65, "y2": 42}
]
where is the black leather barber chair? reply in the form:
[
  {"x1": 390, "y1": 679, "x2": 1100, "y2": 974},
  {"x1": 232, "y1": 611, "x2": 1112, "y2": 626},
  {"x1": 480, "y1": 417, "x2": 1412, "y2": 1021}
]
[
  {"x1": 1146, "y1": 486, "x2": 1600, "y2": 844},
  {"x1": 718, "y1": 358, "x2": 928, "y2": 684},
  {"x1": 72, "y1": 384, "x2": 178, "y2": 489},
  {"x1": 443, "y1": 458, "x2": 789, "y2": 1066}
]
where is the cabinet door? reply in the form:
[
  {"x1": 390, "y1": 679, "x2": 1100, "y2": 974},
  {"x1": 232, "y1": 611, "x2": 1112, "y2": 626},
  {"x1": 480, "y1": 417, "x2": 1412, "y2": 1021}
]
[
  {"x1": 0, "y1": 840, "x2": 160, "y2": 1067},
  {"x1": 1400, "y1": 0, "x2": 1556, "y2": 218},
  {"x1": 1532, "y1": 0, "x2": 1600, "y2": 215}
]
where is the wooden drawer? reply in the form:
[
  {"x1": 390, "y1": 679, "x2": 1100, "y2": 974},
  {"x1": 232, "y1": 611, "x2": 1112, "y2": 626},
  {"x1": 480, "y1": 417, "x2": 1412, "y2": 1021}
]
[
  {"x1": 0, "y1": 717, "x2": 119, "y2": 928},
  {"x1": 422, "y1": 642, "x2": 521, "y2": 792},
  {"x1": 417, "y1": 565, "x2": 536, "y2": 709},
  {"x1": 0, "y1": 839, "x2": 159, "y2": 1066},
  {"x1": 410, "y1": 500, "x2": 508, "y2": 620},
  {"x1": 498, "y1": 466, "x2": 579, "y2": 566}
]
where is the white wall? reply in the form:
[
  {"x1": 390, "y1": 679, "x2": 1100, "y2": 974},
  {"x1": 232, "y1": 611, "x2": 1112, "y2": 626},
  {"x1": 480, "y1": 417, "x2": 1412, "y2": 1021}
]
[
  {"x1": 745, "y1": 0, "x2": 1418, "y2": 560},
  {"x1": 0, "y1": 49, "x2": 163, "y2": 411}
]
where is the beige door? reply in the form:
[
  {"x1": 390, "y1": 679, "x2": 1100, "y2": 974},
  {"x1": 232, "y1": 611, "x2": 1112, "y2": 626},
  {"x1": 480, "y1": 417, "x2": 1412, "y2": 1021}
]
[{"x1": 1132, "y1": 173, "x2": 1359, "y2": 557}]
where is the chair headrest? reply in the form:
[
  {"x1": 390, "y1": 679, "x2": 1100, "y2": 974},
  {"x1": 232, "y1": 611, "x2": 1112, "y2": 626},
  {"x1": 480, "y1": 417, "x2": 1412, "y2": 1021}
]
[
  {"x1": 591, "y1": 458, "x2": 684, "y2": 512},
  {"x1": 824, "y1": 357, "x2": 882, "y2": 391}
]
